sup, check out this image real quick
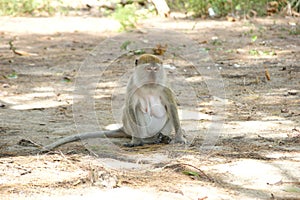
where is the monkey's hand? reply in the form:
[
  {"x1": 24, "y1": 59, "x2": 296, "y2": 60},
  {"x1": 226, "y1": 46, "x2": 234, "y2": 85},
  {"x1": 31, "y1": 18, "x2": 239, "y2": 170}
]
[
  {"x1": 157, "y1": 133, "x2": 172, "y2": 144},
  {"x1": 174, "y1": 129, "x2": 187, "y2": 144}
]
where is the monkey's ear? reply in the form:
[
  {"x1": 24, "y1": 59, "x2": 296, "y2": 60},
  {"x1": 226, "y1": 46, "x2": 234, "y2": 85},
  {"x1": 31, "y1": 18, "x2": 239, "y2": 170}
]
[{"x1": 135, "y1": 59, "x2": 138, "y2": 66}]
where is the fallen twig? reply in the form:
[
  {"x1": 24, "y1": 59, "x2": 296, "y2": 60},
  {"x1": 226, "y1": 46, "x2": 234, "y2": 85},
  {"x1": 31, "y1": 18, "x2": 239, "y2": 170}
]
[{"x1": 163, "y1": 163, "x2": 214, "y2": 182}]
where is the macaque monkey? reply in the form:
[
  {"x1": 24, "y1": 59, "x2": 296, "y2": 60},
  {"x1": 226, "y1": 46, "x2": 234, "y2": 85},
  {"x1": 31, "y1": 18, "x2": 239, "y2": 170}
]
[{"x1": 43, "y1": 54, "x2": 186, "y2": 151}]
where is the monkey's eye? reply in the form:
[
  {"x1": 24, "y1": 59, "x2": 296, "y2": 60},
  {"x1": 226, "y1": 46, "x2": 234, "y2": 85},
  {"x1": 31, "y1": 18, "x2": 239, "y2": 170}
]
[{"x1": 145, "y1": 64, "x2": 159, "y2": 72}]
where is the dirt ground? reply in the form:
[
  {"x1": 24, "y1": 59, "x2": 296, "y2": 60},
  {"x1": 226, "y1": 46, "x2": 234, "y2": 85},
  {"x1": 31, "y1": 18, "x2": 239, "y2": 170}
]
[{"x1": 0, "y1": 15, "x2": 299, "y2": 200}]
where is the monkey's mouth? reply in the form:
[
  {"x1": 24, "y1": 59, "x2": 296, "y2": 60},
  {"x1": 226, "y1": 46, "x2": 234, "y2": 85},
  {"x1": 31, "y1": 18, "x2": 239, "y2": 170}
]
[
  {"x1": 143, "y1": 82, "x2": 159, "y2": 87},
  {"x1": 148, "y1": 72, "x2": 158, "y2": 81}
]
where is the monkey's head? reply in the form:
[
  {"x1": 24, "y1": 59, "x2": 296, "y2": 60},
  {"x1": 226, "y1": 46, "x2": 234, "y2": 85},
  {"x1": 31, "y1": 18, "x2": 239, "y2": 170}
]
[
  {"x1": 133, "y1": 54, "x2": 166, "y2": 87},
  {"x1": 135, "y1": 54, "x2": 163, "y2": 66}
]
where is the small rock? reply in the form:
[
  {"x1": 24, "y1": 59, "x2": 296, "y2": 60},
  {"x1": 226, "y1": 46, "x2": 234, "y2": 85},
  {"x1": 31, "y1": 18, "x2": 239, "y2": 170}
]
[
  {"x1": 281, "y1": 108, "x2": 289, "y2": 113},
  {"x1": 288, "y1": 90, "x2": 298, "y2": 95},
  {"x1": 2, "y1": 84, "x2": 10, "y2": 88},
  {"x1": 208, "y1": 7, "x2": 216, "y2": 18}
]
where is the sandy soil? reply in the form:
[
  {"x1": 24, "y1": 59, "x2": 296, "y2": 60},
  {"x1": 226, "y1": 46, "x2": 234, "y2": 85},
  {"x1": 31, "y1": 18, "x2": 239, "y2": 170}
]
[{"x1": 0, "y1": 15, "x2": 299, "y2": 200}]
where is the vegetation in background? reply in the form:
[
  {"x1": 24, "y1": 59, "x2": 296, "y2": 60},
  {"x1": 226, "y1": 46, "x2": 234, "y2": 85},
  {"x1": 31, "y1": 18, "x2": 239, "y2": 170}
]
[
  {"x1": 112, "y1": 1, "x2": 154, "y2": 31},
  {"x1": 0, "y1": 0, "x2": 299, "y2": 19},
  {"x1": 111, "y1": 4, "x2": 139, "y2": 31},
  {"x1": 0, "y1": 0, "x2": 64, "y2": 16},
  {"x1": 168, "y1": 0, "x2": 270, "y2": 17},
  {"x1": 111, "y1": 2, "x2": 153, "y2": 31},
  {"x1": 167, "y1": 0, "x2": 300, "y2": 17}
]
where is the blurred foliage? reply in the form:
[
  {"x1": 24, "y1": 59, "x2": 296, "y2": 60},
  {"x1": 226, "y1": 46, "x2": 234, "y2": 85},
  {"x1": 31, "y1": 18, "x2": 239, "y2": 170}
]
[
  {"x1": 167, "y1": 0, "x2": 299, "y2": 17},
  {"x1": 290, "y1": 0, "x2": 300, "y2": 12},
  {"x1": 1, "y1": 0, "x2": 298, "y2": 18},
  {"x1": 0, "y1": 0, "x2": 63, "y2": 16},
  {"x1": 111, "y1": 2, "x2": 153, "y2": 31},
  {"x1": 112, "y1": 4, "x2": 139, "y2": 31}
]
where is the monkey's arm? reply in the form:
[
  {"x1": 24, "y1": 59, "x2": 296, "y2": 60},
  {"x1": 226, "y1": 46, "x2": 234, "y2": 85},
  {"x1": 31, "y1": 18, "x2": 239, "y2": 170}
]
[
  {"x1": 163, "y1": 87, "x2": 186, "y2": 144},
  {"x1": 42, "y1": 128, "x2": 128, "y2": 151}
]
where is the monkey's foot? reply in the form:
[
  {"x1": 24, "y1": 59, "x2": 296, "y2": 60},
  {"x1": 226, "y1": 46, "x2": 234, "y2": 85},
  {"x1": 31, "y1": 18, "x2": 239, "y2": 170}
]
[
  {"x1": 123, "y1": 141, "x2": 144, "y2": 147},
  {"x1": 156, "y1": 133, "x2": 172, "y2": 144}
]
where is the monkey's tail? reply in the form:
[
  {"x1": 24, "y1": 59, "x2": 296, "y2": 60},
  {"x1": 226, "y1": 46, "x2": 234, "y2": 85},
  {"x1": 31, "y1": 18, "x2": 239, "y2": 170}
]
[{"x1": 42, "y1": 128, "x2": 127, "y2": 151}]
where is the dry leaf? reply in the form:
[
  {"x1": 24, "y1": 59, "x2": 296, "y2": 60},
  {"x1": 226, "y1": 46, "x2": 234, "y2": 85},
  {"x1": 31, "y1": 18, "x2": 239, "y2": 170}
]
[
  {"x1": 153, "y1": 44, "x2": 168, "y2": 55},
  {"x1": 264, "y1": 66, "x2": 271, "y2": 81},
  {"x1": 199, "y1": 40, "x2": 208, "y2": 44},
  {"x1": 267, "y1": 1, "x2": 279, "y2": 15},
  {"x1": 13, "y1": 49, "x2": 37, "y2": 56},
  {"x1": 226, "y1": 16, "x2": 236, "y2": 22}
]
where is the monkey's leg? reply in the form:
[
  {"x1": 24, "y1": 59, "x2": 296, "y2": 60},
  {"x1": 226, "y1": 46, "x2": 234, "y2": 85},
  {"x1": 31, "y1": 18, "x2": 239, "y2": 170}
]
[
  {"x1": 124, "y1": 103, "x2": 161, "y2": 147},
  {"x1": 124, "y1": 137, "x2": 143, "y2": 147},
  {"x1": 123, "y1": 105, "x2": 144, "y2": 147},
  {"x1": 127, "y1": 108, "x2": 171, "y2": 146},
  {"x1": 156, "y1": 120, "x2": 173, "y2": 144},
  {"x1": 143, "y1": 132, "x2": 172, "y2": 144}
]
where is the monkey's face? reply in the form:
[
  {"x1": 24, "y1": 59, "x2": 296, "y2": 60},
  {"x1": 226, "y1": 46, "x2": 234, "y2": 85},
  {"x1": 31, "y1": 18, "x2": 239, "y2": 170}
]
[{"x1": 133, "y1": 62, "x2": 166, "y2": 87}]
